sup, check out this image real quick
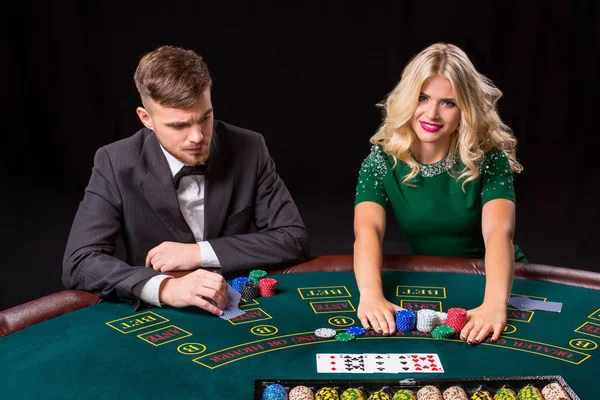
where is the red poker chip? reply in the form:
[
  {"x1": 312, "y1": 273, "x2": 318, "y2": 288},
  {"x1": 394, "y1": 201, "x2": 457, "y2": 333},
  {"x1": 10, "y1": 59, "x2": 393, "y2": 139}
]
[{"x1": 258, "y1": 278, "x2": 277, "y2": 297}]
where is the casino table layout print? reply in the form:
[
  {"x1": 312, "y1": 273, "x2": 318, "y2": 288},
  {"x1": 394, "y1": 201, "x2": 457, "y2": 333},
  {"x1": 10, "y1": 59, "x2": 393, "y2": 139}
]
[{"x1": 1, "y1": 271, "x2": 599, "y2": 399}]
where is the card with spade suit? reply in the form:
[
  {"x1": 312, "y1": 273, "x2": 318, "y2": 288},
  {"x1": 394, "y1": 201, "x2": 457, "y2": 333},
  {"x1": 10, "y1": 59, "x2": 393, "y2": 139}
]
[
  {"x1": 315, "y1": 354, "x2": 366, "y2": 373},
  {"x1": 316, "y1": 353, "x2": 444, "y2": 374}
]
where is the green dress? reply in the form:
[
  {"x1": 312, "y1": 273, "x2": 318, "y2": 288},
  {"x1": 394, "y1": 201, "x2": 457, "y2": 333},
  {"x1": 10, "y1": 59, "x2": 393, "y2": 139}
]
[{"x1": 355, "y1": 145, "x2": 527, "y2": 262}]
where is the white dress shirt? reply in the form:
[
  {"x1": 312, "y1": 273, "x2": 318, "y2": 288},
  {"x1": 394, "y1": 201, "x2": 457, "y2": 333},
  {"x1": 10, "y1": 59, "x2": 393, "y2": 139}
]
[{"x1": 137, "y1": 146, "x2": 221, "y2": 306}]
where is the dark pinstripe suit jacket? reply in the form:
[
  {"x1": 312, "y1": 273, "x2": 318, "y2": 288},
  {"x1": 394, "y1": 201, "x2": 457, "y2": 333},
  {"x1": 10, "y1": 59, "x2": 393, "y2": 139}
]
[{"x1": 63, "y1": 120, "x2": 310, "y2": 303}]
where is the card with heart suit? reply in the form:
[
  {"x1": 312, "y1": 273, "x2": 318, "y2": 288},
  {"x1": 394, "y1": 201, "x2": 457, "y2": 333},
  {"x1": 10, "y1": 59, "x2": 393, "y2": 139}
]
[
  {"x1": 403, "y1": 353, "x2": 444, "y2": 373},
  {"x1": 316, "y1": 353, "x2": 443, "y2": 373},
  {"x1": 316, "y1": 354, "x2": 366, "y2": 373}
]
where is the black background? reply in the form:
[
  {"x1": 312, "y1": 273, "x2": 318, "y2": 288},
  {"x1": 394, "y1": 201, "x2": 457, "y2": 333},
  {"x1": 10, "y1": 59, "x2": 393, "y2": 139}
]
[{"x1": 2, "y1": 1, "x2": 598, "y2": 310}]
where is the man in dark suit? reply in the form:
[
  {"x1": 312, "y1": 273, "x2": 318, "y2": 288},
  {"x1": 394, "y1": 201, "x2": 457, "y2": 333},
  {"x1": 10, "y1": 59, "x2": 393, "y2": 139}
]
[{"x1": 63, "y1": 45, "x2": 310, "y2": 315}]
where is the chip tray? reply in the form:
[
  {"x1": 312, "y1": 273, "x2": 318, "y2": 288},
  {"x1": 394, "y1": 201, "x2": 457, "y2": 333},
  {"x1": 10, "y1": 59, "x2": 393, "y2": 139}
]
[{"x1": 254, "y1": 375, "x2": 579, "y2": 399}]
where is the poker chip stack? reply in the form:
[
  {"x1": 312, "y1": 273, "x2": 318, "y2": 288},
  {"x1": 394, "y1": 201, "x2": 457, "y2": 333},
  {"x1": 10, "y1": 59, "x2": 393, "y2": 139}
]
[
  {"x1": 392, "y1": 389, "x2": 416, "y2": 400},
  {"x1": 430, "y1": 325, "x2": 455, "y2": 340},
  {"x1": 334, "y1": 332, "x2": 355, "y2": 342},
  {"x1": 541, "y1": 382, "x2": 571, "y2": 400},
  {"x1": 395, "y1": 309, "x2": 417, "y2": 332},
  {"x1": 434, "y1": 311, "x2": 447, "y2": 325},
  {"x1": 345, "y1": 326, "x2": 366, "y2": 337},
  {"x1": 471, "y1": 390, "x2": 493, "y2": 399},
  {"x1": 315, "y1": 328, "x2": 337, "y2": 339},
  {"x1": 340, "y1": 388, "x2": 364, "y2": 400},
  {"x1": 240, "y1": 281, "x2": 258, "y2": 300},
  {"x1": 444, "y1": 308, "x2": 467, "y2": 336},
  {"x1": 441, "y1": 386, "x2": 467, "y2": 400},
  {"x1": 249, "y1": 269, "x2": 267, "y2": 285},
  {"x1": 258, "y1": 277, "x2": 278, "y2": 297},
  {"x1": 416, "y1": 309, "x2": 439, "y2": 333},
  {"x1": 494, "y1": 387, "x2": 518, "y2": 400},
  {"x1": 262, "y1": 383, "x2": 287, "y2": 400},
  {"x1": 416, "y1": 386, "x2": 443, "y2": 399},
  {"x1": 315, "y1": 387, "x2": 339, "y2": 400},
  {"x1": 517, "y1": 385, "x2": 543, "y2": 400},
  {"x1": 288, "y1": 385, "x2": 314, "y2": 400},
  {"x1": 232, "y1": 277, "x2": 251, "y2": 293},
  {"x1": 368, "y1": 392, "x2": 391, "y2": 400}
]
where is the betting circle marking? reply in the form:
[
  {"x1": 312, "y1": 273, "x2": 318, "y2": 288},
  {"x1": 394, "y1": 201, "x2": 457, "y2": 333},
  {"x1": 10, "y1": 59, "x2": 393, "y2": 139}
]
[
  {"x1": 328, "y1": 316, "x2": 355, "y2": 327},
  {"x1": 177, "y1": 342, "x2": 207, "y2": 355},
  {"x1": 250, "y1": 325, "x2": 279, "y2": 336},
  {"x1": 503, "y1": 324, "x2": 517, "y2": 334},
  {"x1": 569, "y1": 338, "x2": 598, "y2": 351}
]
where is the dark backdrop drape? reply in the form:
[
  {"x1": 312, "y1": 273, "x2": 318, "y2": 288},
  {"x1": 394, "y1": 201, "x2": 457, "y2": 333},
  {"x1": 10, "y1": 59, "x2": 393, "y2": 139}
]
[{"x1": 2, "y1": 0, "x2": 598, "y2": 310}]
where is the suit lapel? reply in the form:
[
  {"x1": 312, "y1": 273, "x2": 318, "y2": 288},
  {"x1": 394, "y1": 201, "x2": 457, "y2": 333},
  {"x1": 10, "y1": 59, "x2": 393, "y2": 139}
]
[
  {"x1": 204, "y1": 122, "x2": 234, "y2": 240},
  {"x1": 138, "y1": 131, "x2": 195, "y2": 243}
]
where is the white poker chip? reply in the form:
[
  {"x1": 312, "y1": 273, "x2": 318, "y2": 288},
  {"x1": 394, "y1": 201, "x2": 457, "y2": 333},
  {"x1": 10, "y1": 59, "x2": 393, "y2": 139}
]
[
  {"x1": 416, "y1": 309, "x2": 437, "y2": 333},
  {"x1": 314, "y1": 328, "x2": 337, "y2": 338},
  {"x1": 435, "y1": 311, "x2": 448, "y2": 325}
]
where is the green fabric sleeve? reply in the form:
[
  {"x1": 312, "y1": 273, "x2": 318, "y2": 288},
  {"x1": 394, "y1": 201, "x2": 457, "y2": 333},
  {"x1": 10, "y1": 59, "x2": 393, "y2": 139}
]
[
  {"x1": 354, "y1": 145, "x2": 389, "y2": 208},
  {"x1": 481, "y1": 149, "x2": 516, "y2": 205}
]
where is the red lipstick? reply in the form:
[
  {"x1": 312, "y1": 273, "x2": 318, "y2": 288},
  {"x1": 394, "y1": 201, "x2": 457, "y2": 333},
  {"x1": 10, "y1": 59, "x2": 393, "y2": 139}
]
[{"x1": 419, "y1": 121, "x2": 443, "y2": 132}]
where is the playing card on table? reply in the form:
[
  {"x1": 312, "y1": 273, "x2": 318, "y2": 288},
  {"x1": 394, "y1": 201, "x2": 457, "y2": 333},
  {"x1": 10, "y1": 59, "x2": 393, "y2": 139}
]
[
  {"x1": 508, "y1": 296, "x2": 562, "y2": 313},
  {"x1": 316, "y1": 354, "x2": 366, "y2": 373},
  {"x1": 363, "y1": 353, "x2": 399, "y2": 373},
  {"x1": 404, "y1": 353, "x2": 444, "y2": 373}
]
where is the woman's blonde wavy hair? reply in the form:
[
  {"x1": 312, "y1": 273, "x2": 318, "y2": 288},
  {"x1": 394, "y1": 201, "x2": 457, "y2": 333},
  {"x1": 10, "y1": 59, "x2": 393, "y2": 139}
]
[{"x1": 371, "y1": 43, "x2": 523, "y2": 188}]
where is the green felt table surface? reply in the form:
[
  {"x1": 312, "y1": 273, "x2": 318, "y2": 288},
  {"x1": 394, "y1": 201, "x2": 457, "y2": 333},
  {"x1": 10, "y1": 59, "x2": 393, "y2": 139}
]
[{"x1": 1, "y1": 271, "x2": 599, "y2": 399}]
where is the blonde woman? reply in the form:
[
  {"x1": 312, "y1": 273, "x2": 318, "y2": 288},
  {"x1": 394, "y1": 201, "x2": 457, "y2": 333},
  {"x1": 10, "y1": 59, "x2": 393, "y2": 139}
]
[{"x1": 353, "y1": 43, "x2": 525, "y2": 344}]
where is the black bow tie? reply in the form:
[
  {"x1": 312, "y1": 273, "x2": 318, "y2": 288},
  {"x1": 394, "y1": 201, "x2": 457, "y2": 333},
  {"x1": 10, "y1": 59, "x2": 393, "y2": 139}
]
[{"x1": 173, "y1": 164, "x2": 208, "y2": 189}]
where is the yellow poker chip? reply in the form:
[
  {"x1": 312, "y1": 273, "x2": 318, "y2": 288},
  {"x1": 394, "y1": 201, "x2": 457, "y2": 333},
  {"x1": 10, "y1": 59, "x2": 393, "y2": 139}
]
[
  {"x1": 471, "y1": 391, "x2": 493, "y2": 400},
  {"x1": 367, "y1": 392, "x2": 391, "y2": 400},
  {"x1": 517, "y1": 385, "x2": 543, "y2": 399},
  {"x1": 316, "y1": 387, "x2": 339, "y2": 400},
  {"x1": 493, "y1": 387, "x2": 517, "y2": 400},
  {"x1": 341, "y1": 388, "x2": 365, "y2": 400},
  {"x1": 392, "y1": 389, "x2": 416, "y2": 400}
]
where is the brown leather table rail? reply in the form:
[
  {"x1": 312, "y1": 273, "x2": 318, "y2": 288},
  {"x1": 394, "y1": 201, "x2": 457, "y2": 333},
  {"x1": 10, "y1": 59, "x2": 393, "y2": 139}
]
[{"x1": 2, "y1": 254, "x2": 600, "y2": 339}]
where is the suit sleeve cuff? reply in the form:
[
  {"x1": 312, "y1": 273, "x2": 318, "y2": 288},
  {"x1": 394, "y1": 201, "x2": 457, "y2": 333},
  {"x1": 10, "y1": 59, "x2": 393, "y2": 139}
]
[
  {"x1": 136, "y1": 275, "x2": 172, "y2": 307},
  {"x1": 198, "y1": 241, "x2": 222, "y2": 270}
]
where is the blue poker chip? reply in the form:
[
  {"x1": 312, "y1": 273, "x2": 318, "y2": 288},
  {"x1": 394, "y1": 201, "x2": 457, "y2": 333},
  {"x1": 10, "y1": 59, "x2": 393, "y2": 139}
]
[
  {"x1": 232, "y1": 277, "x2": 251, "y2": 292},
  {"x1": 345, "y1": 326, "x2": 366, "y2": 336},
  {"x1": 395, "y1": 309, "x2": 417, "y2": 332},
  {"x1": 263, "y1": 383, "x2": 287, "y2": 400}
]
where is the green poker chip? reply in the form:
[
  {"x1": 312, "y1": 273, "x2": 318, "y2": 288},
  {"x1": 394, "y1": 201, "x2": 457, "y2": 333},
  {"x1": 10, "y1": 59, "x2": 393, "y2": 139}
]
[
  {"x1": 431, "y1": 325, "x2": 455, "y2": 339},
  {"x1": 340, "y1": 388, "x2": 364, "y2": 400},
  {"x1": 248, "y1": 269, "x2": 267, "y2": 284},
  {"x1": 392, "y1": 389, "x2": 416, "y2": 400},
  {"x1": 494, "y1": 388, "x2": 517, "y2": 400},
  {"x1": 368, "y1": 392, "x2": 391, "y2": 400},
  {"x1": 334, "y1": 332, "x2": 355, "y2": 342}
]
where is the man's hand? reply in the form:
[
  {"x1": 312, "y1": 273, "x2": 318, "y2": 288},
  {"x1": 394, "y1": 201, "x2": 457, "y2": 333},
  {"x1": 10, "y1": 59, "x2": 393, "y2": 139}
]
[
  {"x1": 158, "y1": 269, "x2": 227, "y2": 316},
  {"x1": 146, "y1": 242, "x2": 202, "y2": 272}
]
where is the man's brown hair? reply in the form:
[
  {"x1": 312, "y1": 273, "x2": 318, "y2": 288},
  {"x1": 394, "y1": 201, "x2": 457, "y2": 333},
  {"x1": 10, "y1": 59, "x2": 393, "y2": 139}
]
[{"x1": 134, "y1": 45, "x2": 212, "y2": 109}]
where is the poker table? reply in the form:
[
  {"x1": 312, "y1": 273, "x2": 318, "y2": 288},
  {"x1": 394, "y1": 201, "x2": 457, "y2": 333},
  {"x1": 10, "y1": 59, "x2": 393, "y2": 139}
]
[{"x1": 2, "y1": 255, "x2": 600, "y2": 399}]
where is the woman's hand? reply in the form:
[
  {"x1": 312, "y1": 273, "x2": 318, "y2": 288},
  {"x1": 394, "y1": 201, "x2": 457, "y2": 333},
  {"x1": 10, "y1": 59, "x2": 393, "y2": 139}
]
[
  {"x1": 460, "y1": 302, "x2": 507, "y2": 344},
  {"x1": 357, "y1": 292, "x2": 401, "y2": 336}
]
